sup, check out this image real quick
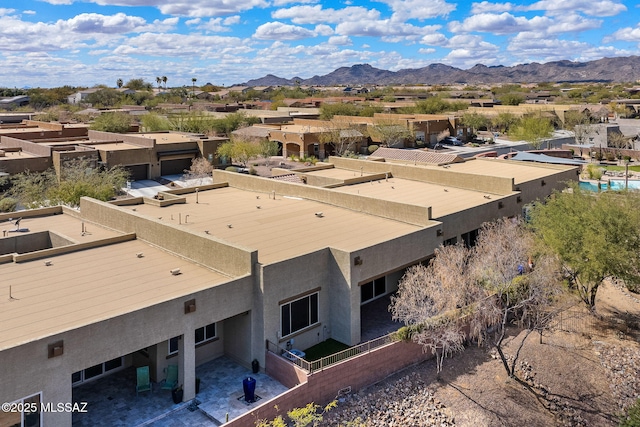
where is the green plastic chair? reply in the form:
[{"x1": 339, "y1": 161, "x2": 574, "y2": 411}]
[
  {"x1": 136, "y1": 366, "x2": 152, "y2": 395},
  {"x1": 161, "y1": 364, "x2": 178, "y2": 390}
]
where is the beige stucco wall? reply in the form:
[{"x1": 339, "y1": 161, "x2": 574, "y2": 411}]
[
  {"x1": 79, "y1": 198, "x2": 256, "y2": 277},
  {"x1": 0, "y1": 273, "x2": 253, "y2": 426},
  {"x1": 213, "y1": 170, "x2": 433, "y2": 226},
  {"x1": 329, "y1": 157, "x2": 515, "y2": 195}
]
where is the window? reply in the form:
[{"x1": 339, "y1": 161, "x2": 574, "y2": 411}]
[
  {"x1": 443, "y1": 236, "x2": 457, "y2": 246},
  {"x1": 461, "y1": 229, "x2": 479, "y2": 248},
  {"x1": 281, "y1": 292, "x2": 319, "y2": 337},
  {"x1": 195, "y1": 323, "x2": 217, "y2": 345},
  {"x1": 361, "y1": 277, "x2": 386, "y2": 304},
  {"x1": 72, "y1": 357, "x2": 123, "y2": 386},
  {"x1": 168, "y1": 322, "x2": 217, "y2": 355},
  {"x1": 3, "y1": 393, "x2": 41, "y2": 427}
]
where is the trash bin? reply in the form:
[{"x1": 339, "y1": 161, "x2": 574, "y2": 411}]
[
  {"x1": 252, "y1": 359, "x2": 260, "y2": 374},
  {"x1": 243, "y1": 377, "x2": 256, "y2": 402}
]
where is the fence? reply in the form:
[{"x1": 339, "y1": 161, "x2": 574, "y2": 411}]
[
  {"x1": 545, "y1": 306, "x2": 601, "y2": 336},
  {"x1": 267, "y1": 332, "x2": 397, "y2": 373}
]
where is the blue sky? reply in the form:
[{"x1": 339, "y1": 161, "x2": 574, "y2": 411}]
[{"x1": 1, "y1": 0, "x2": 639, "y2": 88}]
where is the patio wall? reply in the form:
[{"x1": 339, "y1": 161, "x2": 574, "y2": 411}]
[{"x1": 224, "y1": 340, "x2": 431, "y2": 426}]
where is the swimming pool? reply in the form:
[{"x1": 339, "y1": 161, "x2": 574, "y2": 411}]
[{"x1": 579, "y1": 180, "x2": 640, "y2": 191}]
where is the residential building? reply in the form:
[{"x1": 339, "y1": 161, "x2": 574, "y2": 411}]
[{"x1": 0, "y1": 155, "x2": 578, "y2": 426}]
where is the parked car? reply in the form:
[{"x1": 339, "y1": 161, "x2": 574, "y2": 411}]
[{"x1": 443, "y1": 136, "x2": 463, "y2": 146}]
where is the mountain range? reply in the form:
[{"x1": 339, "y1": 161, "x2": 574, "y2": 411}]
[{"x1": 241, "y1": 56, "x2": 640, "y2": 87}]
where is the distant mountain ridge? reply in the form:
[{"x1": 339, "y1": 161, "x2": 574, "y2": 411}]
[{"x1": 241, "y1": 56, "x2": 640, "y2": 86}]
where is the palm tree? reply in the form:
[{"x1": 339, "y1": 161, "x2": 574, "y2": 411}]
[
  {"x1": 156, "y1": 76, "x2": 162, "y2": 89},
  {"x1": 162, "y1": 76, "x2": 167, "y2": 89},
  {"x1": 191, "y1": 77, "x2": 197, "y2": 98},
  {"x1": 116, "y1": 78, "x2": 123, "y2": 89}
]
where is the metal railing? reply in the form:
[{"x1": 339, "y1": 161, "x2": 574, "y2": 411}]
[{"x1": 267, "y1": 332, "x2": 397, "y2": 374}]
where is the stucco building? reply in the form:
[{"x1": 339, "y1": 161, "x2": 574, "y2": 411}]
[{"x1": 0, "y1": 155, "x2": 578, "y2": 426}]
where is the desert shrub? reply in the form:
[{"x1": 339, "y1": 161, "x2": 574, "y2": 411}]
[
  {"x1": 619, "y1": 398, "x2": 640, "y2": 427},
  {"x1": 225, "y1": 166, "x2": 239, "y2": 173},
  {"x1": 0, "y1": 197, "x2": 17, "y2": 212},
  {"x1": 368, "y1": 145, "x2": 379, "y2": 154},
  {"x1": 249, "y1": 166, "x2": 257, "y2": 175}
]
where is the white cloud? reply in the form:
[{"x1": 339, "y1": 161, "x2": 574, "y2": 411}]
[
  {"x1": 38, "y1": 0, "x2": 269, "y2": 18},
  {"x1": 190, "y1": 16, "x2": 239, "y2": 32},
  {"x1": 23, "y1": 10, "x2": 37, "y2": 15},
  {"x1": 448, "y1": 12, "x2": 552, "y2": 34},
  {"x1": 328, "y1": 35, "x2": 351, "y2": 46},
  {"x1": 314, "y1": 24, "x2": 334, "y2": 36},
  {"x1": 502, "y1": 32, "x2": 632, "y2": 65},
  {"x1": 375, "y1": 0, "x2": 456, "y2": 21},
  {"x1": 272, "y1": 5, "x2": 380, "y2": 25},
  {"x1": 0, "y1": 8, "x2": 16, "y2": 15},
  {"x1": 253, "y1": 22, "x2": 316, "y2": 40},
  {"x1": 610, "y1": 26, "x2": 640, "y2": 42},
  {"x1": 113, "y1": 32, "x2": 249, "y2": 58},
  {"x1": 418, "y1": 47, "x2": 436, "y2": 54},
  {"x1": 272, "y1": 0, "x2": 319, "y2": 5},
  {"x1": 526, "y1": 0, "x2": 626, "y2": 17},
  {"x1": 471, "y1": 1, "x2": 515, "y2": 14}
]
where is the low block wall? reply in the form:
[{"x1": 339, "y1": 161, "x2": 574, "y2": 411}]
[
  {"x1": 224, "y1": 340, "x2": 431, "y2": 426},
  {"x1": 213, "y1": 170, "x2": 432, "y2": 226}
]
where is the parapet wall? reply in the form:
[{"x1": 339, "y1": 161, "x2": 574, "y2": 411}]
[
  {"x1": 88, "y1": 130, "x2": 155, "y2": 148},
  {"x1": 0, "y1": 136, "x2": 52, "y2": 156},
  {"x1": 329, "y1": 156, "x2": 515, "y2": 195},
  {"x1": 79, "y1": 198, "x2": 256, "y2": 277},
  {"x1": 213, "y1": 170, "x2": 432, "y2": 226}
]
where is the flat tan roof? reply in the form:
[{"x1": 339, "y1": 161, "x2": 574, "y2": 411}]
[
  {"x1": 138, "y1": 133, "x2": 198, "y2": 144},
  {"x1": 332, "y1": 177, "x2": 499, "y2": 218},
  {"x1": 0, "y1": 238, "x2": 231, "y2": 351},
  {"x1": 445, "y1": 158, "x2": 573, "y2": 185},
  {"x1": 129, "y1": 186, "x2": 423, "y2": 264},
  {"x1": 88, "y1": 142, "x2": 145, "y2": 151},
  {"x1": 303, "y1": 168, "x2": 377, "y2": 180}
]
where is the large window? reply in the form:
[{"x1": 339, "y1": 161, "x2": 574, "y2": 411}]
[
  {"x1": 281, "y1": 292, "x2": 319, "y2": 337},
  {"x1": 72, "y1": 357, "x2": 123, "y2": 386},
  {"x1": 168, "y1": 322, "x2": 217, "y2": 355},
  {"x1": 361, "y1": 277, "x2": 386, "y2": 304}
]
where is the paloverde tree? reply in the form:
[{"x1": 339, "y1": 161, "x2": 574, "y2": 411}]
[
  {"x1": 317, "y1": 118, "x2": 364, "y2": 156},
  {"x1": 8, "y1": 159, "x2": 129, "y2": 208},
  {"x1": 510, "y1": 113, "x2": 554, "y2": 149},
  {"x1": 216, "y1": 138, "x2": 261, "y2": 167},
  {"x1": 460, "y1": 111, "x2": 489, "y2": 138},
  {"x1": 529, "y1": 183, "x2": 640, "y2": 306},
  {"x1": 391, "y1": 218, "x2": 563, "y2": 379},
  {"x1": 364, "y1": 118, "x2": 414, "y2": 148}
]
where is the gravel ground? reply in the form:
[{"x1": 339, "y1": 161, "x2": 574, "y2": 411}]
[{"x1": 322, "y1": 282, "x2": 640, "y2": 427}]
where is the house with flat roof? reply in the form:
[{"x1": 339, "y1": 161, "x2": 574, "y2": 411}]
[
  {"x1": 0, "y1": 156, "x2": 578, "y2": 426},
  {"x1": 0, "y1": 121, "x2": 227, "y2": 180}
]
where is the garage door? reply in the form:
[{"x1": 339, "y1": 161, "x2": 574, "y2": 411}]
[
  {"x1": 161, "y1": 158, "x2": 193, "y2": 176},
  {"x1": 124, "y1": 164, "x2": 148, "y2": 181}
]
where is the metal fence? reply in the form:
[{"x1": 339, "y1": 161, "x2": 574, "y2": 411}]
[
  {"x1": 545, "y1": 307, "x2": 602, "y2": 336},
  {"x1": 267, "y1": 332, "x2": 397, "y2": 374}
]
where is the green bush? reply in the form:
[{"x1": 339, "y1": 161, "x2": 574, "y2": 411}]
[
  {"x1": 225, "y1": 166, "x2": 239, "y2": 173},
  {"x1": 368, "y1": 145, "x2": 379, "y2": 154},
  {"x1": 619, "y1": 398, "x2": 640, "y2": 427},
  {"x1": 0, "y1": 197, "x2": 17, "y2": 212}
]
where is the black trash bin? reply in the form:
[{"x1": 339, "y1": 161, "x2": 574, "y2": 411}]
[
  {"x1": 252, "y1": 359, "x2": 260, "y2": 374},
  {"x1": 243, "y1": 377, "x2": 256, "y2": 402}
]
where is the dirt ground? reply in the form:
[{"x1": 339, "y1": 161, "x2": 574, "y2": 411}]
[{"x1": 327, "y1": 280, "x2": 640, "y2": 427}]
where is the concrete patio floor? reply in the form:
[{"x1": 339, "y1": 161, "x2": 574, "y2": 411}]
[{"x1": 72, "y1": 356, "x2": 288, "y2": 426}]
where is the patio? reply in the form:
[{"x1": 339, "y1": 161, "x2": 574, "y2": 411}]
[
  {"x1": 360, "y1": 294, "x2": 401, "y2": 343},
  {"x1": 72, "y1": 356, "x2": 288, "y2": 426}
]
